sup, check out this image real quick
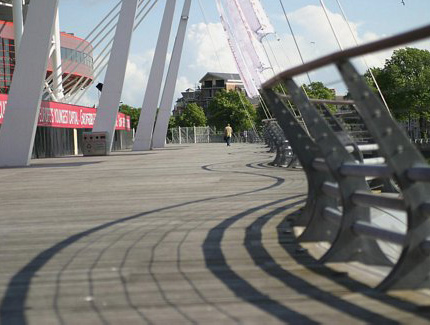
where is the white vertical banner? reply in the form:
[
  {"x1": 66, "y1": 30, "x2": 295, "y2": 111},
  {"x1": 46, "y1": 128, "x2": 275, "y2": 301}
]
[
  {"x1": 222, "y1": 0, "x2": 270, "y2": 72},
  {"x1": 236, "y1": 0, "x2": 275, "y2": 40},
  {"x1": 216, "y1": 0, "x2": 260, "y2": 97},
  {"x1": 215, "y1": 0, "x2": 276, "y2": 98}
]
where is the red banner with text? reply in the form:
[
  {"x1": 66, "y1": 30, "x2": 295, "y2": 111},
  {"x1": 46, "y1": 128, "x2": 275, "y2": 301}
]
[{"x1": 0, "y1": 94, "x2": 131, "y2": 131}]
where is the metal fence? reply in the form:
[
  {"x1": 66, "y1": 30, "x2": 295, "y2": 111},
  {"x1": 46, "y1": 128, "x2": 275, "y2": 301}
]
[
  {"x1": 167, "y1": 126, "x2": 261, "y2": 144},
  {"x1": 262, "y1": 24, "x2": 430, "y2": 291}
]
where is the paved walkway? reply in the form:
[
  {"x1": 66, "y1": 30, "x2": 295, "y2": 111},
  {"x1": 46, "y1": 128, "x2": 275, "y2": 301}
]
[{"x1": 0, "y1": 143, "x2": 429, "y2": 324}]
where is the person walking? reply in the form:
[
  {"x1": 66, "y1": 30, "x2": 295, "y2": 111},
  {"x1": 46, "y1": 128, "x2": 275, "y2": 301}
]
[{"x1": 224, "y1": 123, "x2": 233, "y2": 146}]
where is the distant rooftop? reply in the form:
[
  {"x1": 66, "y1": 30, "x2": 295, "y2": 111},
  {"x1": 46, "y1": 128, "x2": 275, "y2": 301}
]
[{"x1": 199, "y1": 72, "x2": 241, "y2": 83}]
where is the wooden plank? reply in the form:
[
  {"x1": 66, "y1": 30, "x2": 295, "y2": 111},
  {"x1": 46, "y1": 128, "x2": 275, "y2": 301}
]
[{"x1": 0, "y1": 143, "x2": 429, "y2": 323}]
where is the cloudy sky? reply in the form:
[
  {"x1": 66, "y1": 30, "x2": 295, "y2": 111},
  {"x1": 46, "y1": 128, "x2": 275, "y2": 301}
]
[{"x1": 58, "y1": 0, "x2": 430, "y2": 108}]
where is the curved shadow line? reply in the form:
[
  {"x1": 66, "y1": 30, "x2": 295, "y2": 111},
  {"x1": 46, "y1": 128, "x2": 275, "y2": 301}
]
[
  {"x1": 53, "y1": 226, "x2": 123, "y2": 325},
  {"x1": 86, "y1": 226, "x2": 144, "y2": 325},
  {"x1": 246, "y1": 204, "x2": 398, "y2": 324},
  {"x1": 1, "y1": 160, "x2": 287, "y2": 324},
  {"x1": 147, "y1": 226, "x2": 198, "y2": 324},
  {"x1": 245, "y1": 162, "x2": 272, "y2": 170},
  {"x1": 117, "y1": 221, "x2": 178, "y2": 325},
  {"x1": 202, "y1": 195, "x2": 317, "y2": 324},
  {"x1": 144, "y1": 160, "x2": 292, "y2": 323},
  {"x1": 201, "y1": 163, "x2": 287, "y2": 185},
  {"x1": 177, "y1": 218, "x2": 241, "y2": 323},
  {"x1": 277, "y1": 216, "x2": 430, "y2": 321}
]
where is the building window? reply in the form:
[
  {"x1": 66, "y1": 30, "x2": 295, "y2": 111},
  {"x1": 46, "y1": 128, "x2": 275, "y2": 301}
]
[
  {"x1": 60, "y1": 47, "x2": 93, "y2": 68},
  {"x1": 215, "y1": 79, "x2": 225, "y2": 88},
  {"x1": 204, "y1": 80, "x2": 212, "y2": 88}
]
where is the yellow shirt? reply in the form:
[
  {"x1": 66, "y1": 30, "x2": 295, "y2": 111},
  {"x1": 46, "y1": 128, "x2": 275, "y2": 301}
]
[{"x1": 224, "y1": 126, "x2": 233, "y2": 137}]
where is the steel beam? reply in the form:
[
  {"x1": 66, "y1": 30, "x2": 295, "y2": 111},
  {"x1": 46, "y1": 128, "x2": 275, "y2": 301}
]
[
  {"x1": 92, "y1": 0, "x2": 139, "y2": 152},
  {"x1": 0, "y1": 0, "x2": 59, "y2": 167},
  {"x1": 338, "y1": 60, "x2": 430, "y2": 290},
  {"x1": 283, "y1": 78, "x2": 391, "y2": 266},
  {"x1": 12, "y1": 0, "x2": 24, "y2": 54},
  {"x1": 152, "y1": 0, "x2": 191, "y2": 149},
  {"x1": 261, "y1": 89, "x2": 338, "y2": 240},
  {"x1": 51, "y1": 7, "x2": 64, "y2": 101},
  {"x1": 133, "y1": 0, "x2": 177, "y2": 151}
]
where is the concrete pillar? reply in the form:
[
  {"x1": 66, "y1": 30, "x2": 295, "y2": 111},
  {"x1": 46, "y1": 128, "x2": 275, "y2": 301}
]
[
  {"x1": 151, "y1": 0, "x2": 192, "y2": 149},
  {"x1": 92, "y1": 0, "x2": 139, "y2": 152},
  {"x1": 133, "y1": 0, "x2": 177, "y2": 151},
  {"x1": 0, "y1": 0, "x2": 59, "y2": 167},
  {"x1": 12, "y1": 0, "x2": 24, "y2": 55},
  {"x1": 178, "y1": 126, "x2": 182, "y2": 144}
]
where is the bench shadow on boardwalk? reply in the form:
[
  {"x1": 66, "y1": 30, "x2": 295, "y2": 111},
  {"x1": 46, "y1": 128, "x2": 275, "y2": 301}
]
[{"x1": 1, "y1": 144, "x2": 430, "y2": 324}]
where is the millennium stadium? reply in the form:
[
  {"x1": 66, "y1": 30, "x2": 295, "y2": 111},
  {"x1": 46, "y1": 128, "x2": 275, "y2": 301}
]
[{"x1": 0, "y1": 0, "x2": 131, "y2": 158}]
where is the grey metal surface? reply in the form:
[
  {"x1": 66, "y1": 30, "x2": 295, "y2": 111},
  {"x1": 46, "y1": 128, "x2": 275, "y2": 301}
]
[
  {"x1": 338, "y1": 60, "x2": 430, "y2": 290},
  {"x1": 262, "y1": 89, "x2": 339, "y2": 241},
  {"x1": 282, "y1": 78, "x2": 391, "y2": 266}
]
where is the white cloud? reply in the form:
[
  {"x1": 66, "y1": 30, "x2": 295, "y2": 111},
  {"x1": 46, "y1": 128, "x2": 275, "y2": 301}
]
[
  {"x1": 261, "y1": 5, "x2": 402, "y2": 93},
  {"x1": 121, "y1": 52, "x2": 193, "y2": 111},
  {"x1": 186, "y1": 22, "x2": 237, "y2": 73},
  {"x1": 121, "y1": 51, "x2": 154, "y2": 107}
]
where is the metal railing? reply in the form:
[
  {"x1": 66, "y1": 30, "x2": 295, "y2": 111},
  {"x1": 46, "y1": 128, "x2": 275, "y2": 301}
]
[
  {"x1": 167, "y1": 126, "x2": 261, "y2": 144},
  {"x1": 261, "y1": 24, "x2": 430, "y2": 291},
  {"x1": 262, "y1": 119, "x2": 295, "y2": 167}
]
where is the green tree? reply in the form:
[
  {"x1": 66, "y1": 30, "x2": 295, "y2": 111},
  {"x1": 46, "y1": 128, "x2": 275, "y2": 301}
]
[
  {"x1": 119, "y1": 104, "x2": 141, "y2": 130},
  {"x1": 365, "y1": 47, "x2": 430, "y2": 129},
  {"x1": 176, "y1": 103, "x2": 207, "y2": 127},
  {"x1": 302, "y1": 81, "x2": 336, "y2": 112},
  {"x1": 168, "y1": 116, "x2": 177, "y2": 129},
  {"x1": 206, "y1": 90, "x2": 256, "y2": 132}
]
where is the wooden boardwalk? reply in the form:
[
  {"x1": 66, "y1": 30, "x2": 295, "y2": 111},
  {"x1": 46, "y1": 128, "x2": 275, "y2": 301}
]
[{"x1": 1, "y1": 143, "x2": 430, "y2": 324}]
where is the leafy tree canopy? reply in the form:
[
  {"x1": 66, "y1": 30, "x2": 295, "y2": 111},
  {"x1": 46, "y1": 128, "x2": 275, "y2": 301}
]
[
  {"x1": 175, "y1": 103, "x2": 207, "y2": 127},
  {"x1": 119, "y1": 104, "x2": 140, "y2": 130},
  {"x1": 302, "y1": 81, "x2": 336, "y2": 112},
  {"x1": 168, "y1": 116, "x2": 177, "y2": 129},
  {"x1": 302, "y1": 82, "x2": 335, "y2": 100},
  {"x1": 365, "y1": 47, "x2": 430, "y2": 121},
  {"x1": 207, "y1": 90, "x2": 256, "y2": 133},
  {"x1": 265, "y1": 81, "x2": 336, "y2": 114}
]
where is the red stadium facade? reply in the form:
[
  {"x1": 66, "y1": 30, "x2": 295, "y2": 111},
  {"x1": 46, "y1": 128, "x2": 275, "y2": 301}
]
[
  {"x1": 0, "y1": 18, "x2": 133, "y2": 158},
  {"x1": 0, "y1": 94, "x2": 131, "y2": 131},
  {"x1": 0, "y1": 20, "x2": 94, "y2": 95}
]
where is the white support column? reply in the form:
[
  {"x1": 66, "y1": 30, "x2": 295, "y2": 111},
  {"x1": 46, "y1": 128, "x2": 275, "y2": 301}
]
[
  {"x1": 12, "y1": 0, "x2": 24, "y2": 55},
  {"x1": 92, "y1": 0, "x2": 139, "y2": 152},
  {"x1": 133, "y1": 0, "x2": 177, "y2": 151},
  {"x1": 51, "y1": 7, "x2": 64, "y2": 101},
  {"x1": 151, "y1": 0, "x2": 191, "y2": 149},
  {"x1": 0, "y1": 0, "x2": 59, "y2": 167},
  {"x1": 73, "y1": 128, "x2": 79, "y2": 155},
  {"x1": 193, "y1": 125, "x2": 197, "y2": 143}
]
